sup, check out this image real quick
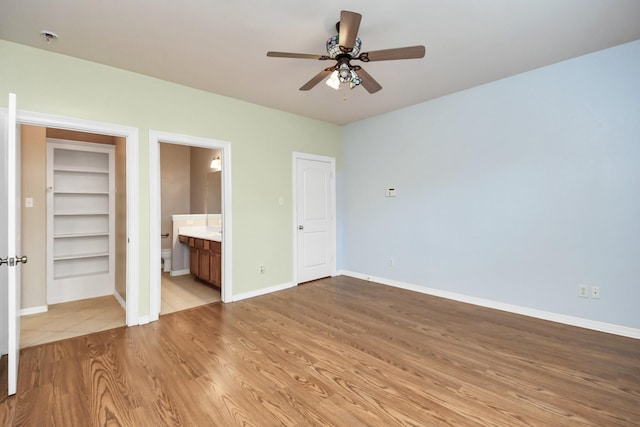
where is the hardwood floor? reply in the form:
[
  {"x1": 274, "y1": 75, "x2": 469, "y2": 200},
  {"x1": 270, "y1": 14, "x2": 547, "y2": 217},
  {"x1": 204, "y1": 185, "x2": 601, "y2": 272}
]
[{"x1": 1, "y1": 276, "x2": 638, "y2": 426}]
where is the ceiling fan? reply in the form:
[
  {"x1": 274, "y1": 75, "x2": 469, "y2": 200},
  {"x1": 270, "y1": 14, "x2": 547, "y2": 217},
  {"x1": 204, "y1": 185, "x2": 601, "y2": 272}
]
[{"x1": 267, "y1": 10, "x2": 426, "y2": 93}]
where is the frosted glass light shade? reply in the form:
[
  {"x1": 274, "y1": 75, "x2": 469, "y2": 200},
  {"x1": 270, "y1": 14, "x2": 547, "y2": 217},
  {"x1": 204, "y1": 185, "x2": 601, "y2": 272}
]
[{"x1": 210, "y1": 156, "x2": 221, "y2": 170}]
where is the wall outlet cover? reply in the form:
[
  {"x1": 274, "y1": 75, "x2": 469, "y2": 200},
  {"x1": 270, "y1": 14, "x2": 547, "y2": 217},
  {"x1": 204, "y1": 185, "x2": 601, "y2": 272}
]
[{"x1": 578, "y1": 284, "x2": 589, "y2": 298}]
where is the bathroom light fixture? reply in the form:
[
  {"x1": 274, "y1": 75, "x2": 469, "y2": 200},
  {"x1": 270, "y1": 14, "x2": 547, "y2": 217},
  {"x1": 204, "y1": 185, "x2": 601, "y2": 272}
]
[{"x1": 210, "y1": 156, "x2": 221, "y2": 171}]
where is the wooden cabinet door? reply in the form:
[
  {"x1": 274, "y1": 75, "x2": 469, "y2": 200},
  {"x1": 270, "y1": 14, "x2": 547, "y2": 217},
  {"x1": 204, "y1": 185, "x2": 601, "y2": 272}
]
[
  {"x1": 199, "y1": 241, "x2": 211, "y2": 282},
  {"x1": 187, "y1": 237, "x2": 220, "y2": 286},
  {"x1": 189, "y1": 246, "x2": 199, "y2": 276},
  {"x1": 210, "y1": 241, "x2": 221, "y2": 286}
]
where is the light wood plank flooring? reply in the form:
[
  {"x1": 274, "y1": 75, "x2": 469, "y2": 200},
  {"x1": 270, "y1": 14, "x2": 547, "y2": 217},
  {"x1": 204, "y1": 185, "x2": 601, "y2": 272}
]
[{"x1": 1, "y1": 276, "x2": 638, "y2": 426}]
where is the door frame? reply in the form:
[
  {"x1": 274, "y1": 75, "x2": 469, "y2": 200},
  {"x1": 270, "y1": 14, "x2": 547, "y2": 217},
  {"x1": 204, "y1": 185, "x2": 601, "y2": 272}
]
[
  {"x1": 292, "y1": 152, "x2": 336, "y2": 284},
  {"x1": 148, "y1": 130, "x2": 232, "y2": 321},
  {"x1": 8, "y1": 109, "x2": 140, "y2": 326}
]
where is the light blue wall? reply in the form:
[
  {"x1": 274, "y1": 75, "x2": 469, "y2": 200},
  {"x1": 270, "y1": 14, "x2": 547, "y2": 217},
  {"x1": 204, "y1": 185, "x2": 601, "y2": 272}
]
[{"x1": 341, "y1": 40, "x2": 640, "y2": 329}]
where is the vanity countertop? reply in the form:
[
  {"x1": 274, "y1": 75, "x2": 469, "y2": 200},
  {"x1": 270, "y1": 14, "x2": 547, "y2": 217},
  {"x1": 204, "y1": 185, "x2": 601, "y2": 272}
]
[{"x1": 178, "y1": 226, "x2": 222, "y2": 242}]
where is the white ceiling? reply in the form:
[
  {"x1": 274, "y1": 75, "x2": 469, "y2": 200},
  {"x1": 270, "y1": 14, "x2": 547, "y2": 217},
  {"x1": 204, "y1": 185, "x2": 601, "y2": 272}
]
[{"x1": 1, "y1": 1, "x2": 639, "y2": 125}]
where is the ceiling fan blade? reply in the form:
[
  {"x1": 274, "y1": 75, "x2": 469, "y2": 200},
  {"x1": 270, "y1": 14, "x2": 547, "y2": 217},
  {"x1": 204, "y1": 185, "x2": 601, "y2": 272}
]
[
  {"x1": 359, "y1": 45, "x2": 426, "y2": 62},
  {"x1": 267, "y1": 52, "x2": 329, "y2": 60},
  {"x1": 300, "y1": 69, "x2": 333, "y2": 91},
  {"x1": 339, "y1": 10, "x2": 362, "y2": 51},
  {"x1": 356, "y1": 67, "x2": 382, "y2": 94}
]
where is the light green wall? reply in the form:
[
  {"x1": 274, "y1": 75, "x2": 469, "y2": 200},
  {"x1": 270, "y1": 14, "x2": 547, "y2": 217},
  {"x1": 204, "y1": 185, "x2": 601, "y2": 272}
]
[{"x1": 0, "y1": 40, "x2": 341, "y2": 315}]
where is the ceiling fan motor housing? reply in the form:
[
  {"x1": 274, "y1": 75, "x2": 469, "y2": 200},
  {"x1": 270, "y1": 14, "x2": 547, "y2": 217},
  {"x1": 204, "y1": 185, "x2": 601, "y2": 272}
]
[{"x1": 326, "y1": 35, "x2": 361, "y2": 58}]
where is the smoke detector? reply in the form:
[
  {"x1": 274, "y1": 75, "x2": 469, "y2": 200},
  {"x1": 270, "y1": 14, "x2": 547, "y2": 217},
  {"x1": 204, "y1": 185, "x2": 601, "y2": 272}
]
[{"x1": 40, "y1": 30, "x2": 59, "y2": 43}]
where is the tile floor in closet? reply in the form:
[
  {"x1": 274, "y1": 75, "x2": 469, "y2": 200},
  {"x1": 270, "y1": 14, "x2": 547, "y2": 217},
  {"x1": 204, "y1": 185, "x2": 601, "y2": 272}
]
[{"x1": 20, "y1": 273, "x2": 220, "y2": 348}]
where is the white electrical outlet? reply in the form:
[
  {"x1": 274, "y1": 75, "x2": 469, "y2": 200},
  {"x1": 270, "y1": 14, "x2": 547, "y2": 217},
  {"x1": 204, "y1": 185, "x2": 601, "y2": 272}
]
[
  {"x1": 578, "y1": 284, "x2": 589, "y2": 298},
  {"x1": 591, "y1": 286, "x2": 601, "y2": 299},
  {"x1": 259, "y1": 265, "x2": 265, "y2": 274},
  {"x1": 388, "y1": 258, "x2": 395, "y2": 267}
]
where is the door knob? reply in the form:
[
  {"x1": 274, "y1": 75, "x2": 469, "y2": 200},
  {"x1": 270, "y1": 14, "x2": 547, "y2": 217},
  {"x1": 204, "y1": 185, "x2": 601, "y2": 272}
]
[
  {"x1": 298, "y1": 225, "x2": 304, "y2": 230},
  {"x1": 0, "y1": 256, "x2": 26, "y2": 266}
]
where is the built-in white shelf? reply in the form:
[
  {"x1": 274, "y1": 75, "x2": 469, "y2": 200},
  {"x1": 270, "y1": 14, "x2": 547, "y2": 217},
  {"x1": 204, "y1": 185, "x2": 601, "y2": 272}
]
[
  {"x1": 54, "y1": 232, "x2": 109, "y2": 238},
  {"x1": 53, "y1": 167, "x2": 109, "y2": 174},
  {"x1": 54, "y1": 252, "x2": 110, "y2": 261},
  {"x1": 47, "y1": 139, "x2": 115, "y2": 304},
  {"x1": 54, "y1": 191, "x2": 110, "y2": 195},
  {"x1": 54, "y1": 213, "x2": 109, "y2": 216}
]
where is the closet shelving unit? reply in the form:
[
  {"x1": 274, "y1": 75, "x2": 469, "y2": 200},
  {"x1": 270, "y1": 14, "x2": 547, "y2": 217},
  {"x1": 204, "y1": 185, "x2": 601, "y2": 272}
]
[{"x1": 47, "y1": 139, "x2": 115, "y2": 304}]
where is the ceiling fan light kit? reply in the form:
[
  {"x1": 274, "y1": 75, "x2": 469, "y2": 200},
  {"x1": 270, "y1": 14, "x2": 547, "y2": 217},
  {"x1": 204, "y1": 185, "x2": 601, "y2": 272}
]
[{"x1": 267, "y1": 10, "x2": 425, "y2": 94}]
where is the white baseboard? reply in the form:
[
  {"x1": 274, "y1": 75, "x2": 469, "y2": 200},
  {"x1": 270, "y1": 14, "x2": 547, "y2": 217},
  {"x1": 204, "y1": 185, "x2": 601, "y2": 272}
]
[
  {"x1": 339, "y1": 270, "x2": 640, "y2": 340},
  {"x1": 47, "y1": 287, "x2": 113, "y2": 305},
  {"x1": 232, "y1": 281, "x2": 296, "y2": 302},
  {"x1": 170, "y1": 269, "x2": 190, "y2": 277},
  {"x1": 20, "y1": 305, "x2": 48, "y2": 316},
  {"x1": 114, "y1": 291, "x2": 126, "y2": 310}
]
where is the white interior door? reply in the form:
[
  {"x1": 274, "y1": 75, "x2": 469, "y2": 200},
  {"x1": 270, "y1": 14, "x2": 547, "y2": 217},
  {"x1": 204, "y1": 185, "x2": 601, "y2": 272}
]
[
  {"x1": 295, "y1": 155, "x2": 335, "y2": 283},
  {"x1": 1, "y1": 93, "x2": 23, "y2": 395},
  {"x1": 0, "y1": 101, "x2": 8, "y2": 377}
]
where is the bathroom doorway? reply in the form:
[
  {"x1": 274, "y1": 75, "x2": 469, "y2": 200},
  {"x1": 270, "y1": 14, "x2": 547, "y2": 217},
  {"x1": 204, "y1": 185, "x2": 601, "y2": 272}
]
[
  {"x1": 148, "y1": 130, "x2": 232, "y2": 322},
  {"x1": 158, "y1": 142, "x2": 221, "y2": 314}
]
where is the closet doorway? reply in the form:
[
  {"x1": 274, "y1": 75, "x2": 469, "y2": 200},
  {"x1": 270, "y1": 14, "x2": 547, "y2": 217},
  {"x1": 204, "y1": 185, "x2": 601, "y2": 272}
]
[
  {"x1": 15, "y1": 110, "x2": 139, "y2": 347},
  {"x1": 20, "y1": 127, "x2": 126, "y2": 347}
]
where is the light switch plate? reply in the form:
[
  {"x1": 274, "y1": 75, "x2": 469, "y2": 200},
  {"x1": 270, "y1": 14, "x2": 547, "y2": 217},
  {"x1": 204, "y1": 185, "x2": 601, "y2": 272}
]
[{"x1": 25, "y1": 197, "x2": 34, "y2": 208}]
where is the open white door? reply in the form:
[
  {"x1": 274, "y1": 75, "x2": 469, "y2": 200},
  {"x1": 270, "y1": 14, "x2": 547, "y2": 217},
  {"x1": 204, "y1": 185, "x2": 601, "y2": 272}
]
[
  {"x1": 1, "y1": 93, "x2": 24, "y2": 395},
  {"x1": 294, "y1": 154, "x2": 336, "y2": 284}
]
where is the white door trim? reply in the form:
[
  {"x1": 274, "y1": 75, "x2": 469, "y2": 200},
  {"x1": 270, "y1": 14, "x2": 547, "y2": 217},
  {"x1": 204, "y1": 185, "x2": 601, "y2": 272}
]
[
  {"x1": 11, "y1": 109, "x2": 140, "y2": 326},
  {"x1": 292, "y1": 152, "x2": 336, "y2": 284},
  {"x1": 148, "y1": 130, "x2": 232, "y2": 322}
]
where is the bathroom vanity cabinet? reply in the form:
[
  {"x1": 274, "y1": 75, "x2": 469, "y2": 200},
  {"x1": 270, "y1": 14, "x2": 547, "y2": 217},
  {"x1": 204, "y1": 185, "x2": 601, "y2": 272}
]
[{"x1": 180, "y1": 236, "x2": 221, "y2": 287}]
